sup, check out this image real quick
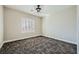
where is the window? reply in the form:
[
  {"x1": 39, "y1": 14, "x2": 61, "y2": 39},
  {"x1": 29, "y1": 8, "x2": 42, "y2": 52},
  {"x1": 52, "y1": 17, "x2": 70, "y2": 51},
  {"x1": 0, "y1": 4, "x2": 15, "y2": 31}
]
[{"x1": 21, "y1": 17, "x2": 35, "y2": 33}]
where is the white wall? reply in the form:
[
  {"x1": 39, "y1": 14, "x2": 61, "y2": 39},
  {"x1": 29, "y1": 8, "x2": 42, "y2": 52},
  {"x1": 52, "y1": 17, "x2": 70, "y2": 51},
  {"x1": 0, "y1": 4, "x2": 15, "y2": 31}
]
[
  {"x1": 0, "y1": 6, "x2": 4, "y2": 48},
  {"x1": 4, "y1": 7, "x2": 42, "y2": 42},
  {"x1": 42, "y1": 6, "x2": 77, "y2": 44},
  {"x1": 77, "y1": 6, "x2": 79, "y2": 53}
]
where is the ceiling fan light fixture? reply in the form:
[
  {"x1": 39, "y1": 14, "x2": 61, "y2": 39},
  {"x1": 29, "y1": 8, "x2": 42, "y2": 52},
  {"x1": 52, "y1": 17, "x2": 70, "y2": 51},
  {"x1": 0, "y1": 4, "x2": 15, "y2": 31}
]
[{"x1": 36, "y1": 5, "x2": 41, "y2": 12}]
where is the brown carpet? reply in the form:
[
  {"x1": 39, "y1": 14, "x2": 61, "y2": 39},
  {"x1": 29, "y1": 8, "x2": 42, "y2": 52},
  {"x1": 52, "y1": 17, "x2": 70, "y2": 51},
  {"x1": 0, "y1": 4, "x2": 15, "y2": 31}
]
[{"x1": 0, "y1": 36, "x2": 77, "y2": 54}]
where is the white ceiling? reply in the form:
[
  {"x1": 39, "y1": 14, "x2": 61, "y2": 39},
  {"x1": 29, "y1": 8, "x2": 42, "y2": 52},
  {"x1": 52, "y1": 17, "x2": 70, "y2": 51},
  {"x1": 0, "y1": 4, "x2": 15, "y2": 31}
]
[{"x1": 4, "y1": 5, "x2": 74, "y2": 17}]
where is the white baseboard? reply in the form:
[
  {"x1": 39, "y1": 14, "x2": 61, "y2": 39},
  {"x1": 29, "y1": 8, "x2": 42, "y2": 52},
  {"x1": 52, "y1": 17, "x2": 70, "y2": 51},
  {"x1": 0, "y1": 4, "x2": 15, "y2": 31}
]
[
  {"x1": 43, "y1": 35, "x2": 77, "y2": 45},
  {"x1": 4, "y1": 35, "x2": 42, "y2": 43},
  {"x1": 0, "y1": 41, "x2": 4, "y2": 49},
  {"x1": 0, "y1": 35, "x2": 42, "y2": 48},
  {"x1": 1, "y1": 35, "x2": 77, "y2": 49},
  {"x1": 3, "y1": 35, "x2": 77, "y2": 44}
]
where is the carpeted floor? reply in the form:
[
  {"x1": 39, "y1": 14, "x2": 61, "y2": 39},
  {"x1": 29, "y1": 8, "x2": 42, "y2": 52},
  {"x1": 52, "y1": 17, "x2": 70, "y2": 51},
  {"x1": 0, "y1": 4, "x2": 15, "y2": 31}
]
[{"x1": 0, "y1": 36, "x2": 77, "y2": 54}]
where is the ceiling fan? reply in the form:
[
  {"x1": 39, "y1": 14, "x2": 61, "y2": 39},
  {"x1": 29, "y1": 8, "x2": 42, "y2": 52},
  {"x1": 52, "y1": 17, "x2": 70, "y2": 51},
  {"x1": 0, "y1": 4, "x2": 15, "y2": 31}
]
[
  {"x1": 31, "y1": 5, "x2": 49, "y2": 17},
  {"x1": 36, "y1": 5, "x2": 41, "y2": 12}
]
